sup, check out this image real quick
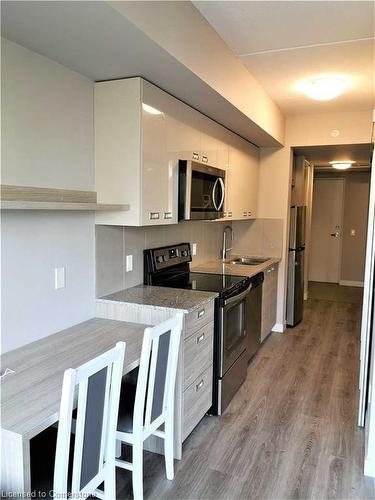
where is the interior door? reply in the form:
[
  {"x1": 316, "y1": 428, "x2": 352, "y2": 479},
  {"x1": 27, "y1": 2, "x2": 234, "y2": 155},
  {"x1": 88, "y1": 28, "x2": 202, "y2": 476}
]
[{"x1": 309, "y1": 178, "x2": 345, "y2": 283}]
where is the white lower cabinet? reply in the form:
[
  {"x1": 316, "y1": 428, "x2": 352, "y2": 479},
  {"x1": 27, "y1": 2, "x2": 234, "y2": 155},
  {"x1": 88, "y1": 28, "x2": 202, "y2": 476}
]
[
  {"x1": 182, "y1": 319, "x2": 214, "y2": 440},
  {"x1": 261, "y1": 263, "x2": 278, "y2": 342},
  {"x1": 95, "y1": 297, "x2": 215, "y2": 458}
]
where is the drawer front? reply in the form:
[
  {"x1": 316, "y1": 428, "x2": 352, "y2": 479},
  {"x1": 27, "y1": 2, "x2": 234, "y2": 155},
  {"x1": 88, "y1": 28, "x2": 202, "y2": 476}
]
[
  {"x1": 183, "y1": 321, "x2": 214, "y2": 390},
  {"x1": 184, "y1": 300, "x2": 215, "y2": 337},
  {"x1": 183, "y1": 365, "x2": 213, "y2": 441}
]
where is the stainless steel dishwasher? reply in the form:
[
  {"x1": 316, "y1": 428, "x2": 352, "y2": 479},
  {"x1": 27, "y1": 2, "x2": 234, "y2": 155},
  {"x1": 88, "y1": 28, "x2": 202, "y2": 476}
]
[{"x1": 245, "y1": 272, "x2": 264, "y2": 362}]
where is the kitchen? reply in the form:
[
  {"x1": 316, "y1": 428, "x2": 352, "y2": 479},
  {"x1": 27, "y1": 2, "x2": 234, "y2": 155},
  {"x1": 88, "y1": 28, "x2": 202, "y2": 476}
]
[{"x1": 1, "y1": 1, "x2": 375, "y2": 499}]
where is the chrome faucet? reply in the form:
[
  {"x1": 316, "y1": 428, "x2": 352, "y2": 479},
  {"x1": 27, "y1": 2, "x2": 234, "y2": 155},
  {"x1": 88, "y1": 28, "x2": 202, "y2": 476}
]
[{"x1": 222, "y1": 225, "x2": 233, "y2": 261}]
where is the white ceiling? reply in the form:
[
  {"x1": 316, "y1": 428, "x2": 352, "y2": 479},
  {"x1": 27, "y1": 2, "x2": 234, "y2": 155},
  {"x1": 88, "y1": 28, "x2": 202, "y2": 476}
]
[
  {"x1": 293, "y1": 143, "x2": 373, "y2": 167},
  {"x1": 0, "y1": 1, "x2": 280, "y2": 147},
  {"x1": 194, "y1": 1, "x2": 375, "y2": 115}
]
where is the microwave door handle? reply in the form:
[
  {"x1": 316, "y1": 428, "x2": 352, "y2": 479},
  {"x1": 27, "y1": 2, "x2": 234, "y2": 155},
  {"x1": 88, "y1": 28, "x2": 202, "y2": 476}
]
[
  {"x1": 218, "y1": 177, "x2": 225, "y2": 211},
  {"x1": 224, "y1": 283, "x2": 252, "y2": 306},
  {"x1": 212, "y1": 178, "x2": 219, "y2": 211}
]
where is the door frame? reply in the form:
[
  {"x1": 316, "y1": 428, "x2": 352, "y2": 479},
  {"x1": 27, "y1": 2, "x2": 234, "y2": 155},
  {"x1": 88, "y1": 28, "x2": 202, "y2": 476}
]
[
  {"x1": 309, "y1": 177, "x2": 345, "y2": 284},
  {"x1": 359, "y1": 144, "x2": 375, "y2": 428}
]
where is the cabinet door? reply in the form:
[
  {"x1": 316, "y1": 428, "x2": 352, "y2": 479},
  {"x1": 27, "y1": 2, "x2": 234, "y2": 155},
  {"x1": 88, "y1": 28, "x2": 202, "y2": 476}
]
[
  {"x1": 197, "y1": 116, "x2": 218, "y2": 167},
  {"x1": 243, "y1": 142, "x2": 259, "y2": 219},
  {"x1": 178, "y1": 103, "x2": 202, "y2": 162},
  {"x1": 141, "y1": 82, "x2": 178, "y2": 225},
  {"x1": 226, "y1": 145, "x2": 247, "y2": 220},
  {"x1": 261, "y1": 264, "x2": 278, "y2": 341}
]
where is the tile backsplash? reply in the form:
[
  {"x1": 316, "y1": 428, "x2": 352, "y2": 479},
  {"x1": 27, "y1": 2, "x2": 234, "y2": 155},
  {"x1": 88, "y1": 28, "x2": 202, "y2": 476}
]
[
  {"x1": 96, "y1": 218, "x2": 283, "y2": 298},
  {"x1": 232, "y1": 219, "x2": 283, "y2": 259}
]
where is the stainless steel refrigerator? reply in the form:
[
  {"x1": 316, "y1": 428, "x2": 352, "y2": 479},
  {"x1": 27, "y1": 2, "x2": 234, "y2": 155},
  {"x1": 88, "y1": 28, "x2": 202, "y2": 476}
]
[{"x1": 286, "y1": 206, "x2": 306, "y2": 327}]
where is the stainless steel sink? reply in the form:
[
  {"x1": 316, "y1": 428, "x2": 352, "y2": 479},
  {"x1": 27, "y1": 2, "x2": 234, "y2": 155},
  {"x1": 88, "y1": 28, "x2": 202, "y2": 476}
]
[{"x1": 228, "y1": 257, "x2": 269, "y2": 266}]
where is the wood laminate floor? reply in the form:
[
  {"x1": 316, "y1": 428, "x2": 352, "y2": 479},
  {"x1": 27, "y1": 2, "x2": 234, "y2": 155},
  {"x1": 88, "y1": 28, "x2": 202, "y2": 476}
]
[
  {"x1": 31, "y1": 284, "x2": 373, "y2": 499},
  {"x1": 115, "y1": 284, "x2": 374, "y2": 499}
]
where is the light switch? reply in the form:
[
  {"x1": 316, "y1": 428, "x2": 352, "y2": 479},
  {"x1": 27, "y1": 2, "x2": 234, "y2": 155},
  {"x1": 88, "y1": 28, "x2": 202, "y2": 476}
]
[
  {"x1": 54, "y1": 267, "x2": 66, "y2": 289},
  {"x1": 192, "y1": 243, "x2": 197, "y2": 256},
  {"x1": 350, "y1": 229, "x2": 356, "y2": 236},
  {"x1": 126, "y1": 255, "x2": 133, "y2": 272}
]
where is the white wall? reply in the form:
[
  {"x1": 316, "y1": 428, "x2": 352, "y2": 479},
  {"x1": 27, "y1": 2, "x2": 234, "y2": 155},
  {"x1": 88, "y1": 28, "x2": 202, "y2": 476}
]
[
  {"x1": 258, "y1": 109, "x2": 373, "y2": 329},
  {"x1": 1, "y1": 39, "x2": 95, "y2": 352}
]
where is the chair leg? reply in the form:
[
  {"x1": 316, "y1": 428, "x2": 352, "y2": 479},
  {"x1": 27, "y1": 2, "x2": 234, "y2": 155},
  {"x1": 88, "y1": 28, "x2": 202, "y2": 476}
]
[
  {"x1": 132, "y1": 441, "x2": 144, "y2": 500},
  {"x1": 104, "y1": 463, "x2": 116, "y2": 500},
  {"x1": 115, "y1": 439, "x2": 122, "y2": 458},
  {"x1": 164, "y1": 416, "x2": 174, "y2": 480}
]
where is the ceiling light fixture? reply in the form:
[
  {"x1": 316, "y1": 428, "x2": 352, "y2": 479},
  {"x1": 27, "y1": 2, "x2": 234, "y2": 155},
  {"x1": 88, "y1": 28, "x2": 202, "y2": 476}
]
[
  {"x1": 330, "y1": 160, "x2": 356, "y2": 170},
  {"x1": 142, "y1": 103, "x2": 163, "y2": 115},
  {"x1": 298, "y1": 75, "x2": 351, "y2": 101}
]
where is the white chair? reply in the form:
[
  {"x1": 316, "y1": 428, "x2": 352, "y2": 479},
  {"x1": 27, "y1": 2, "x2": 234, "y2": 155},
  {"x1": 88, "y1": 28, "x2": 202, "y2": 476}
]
[
  {"x1": 115, "y1": 313, "x2": 184, "y2": 500},
  {"x1": 53, "y1": 341, "x2": 126, "y2": 499}
]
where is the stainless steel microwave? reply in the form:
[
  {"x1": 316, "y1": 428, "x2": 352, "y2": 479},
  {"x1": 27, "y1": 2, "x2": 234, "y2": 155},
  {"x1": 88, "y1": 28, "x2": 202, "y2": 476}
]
[{"x1": 178, "y1": 160, "x2": 225, "y2": 220}]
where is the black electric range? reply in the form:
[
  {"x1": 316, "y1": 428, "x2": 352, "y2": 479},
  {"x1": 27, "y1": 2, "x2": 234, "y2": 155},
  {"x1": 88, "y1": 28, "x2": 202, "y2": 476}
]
[{"x1": 144, "y1": 242, "x2": 263, "y2": 415}]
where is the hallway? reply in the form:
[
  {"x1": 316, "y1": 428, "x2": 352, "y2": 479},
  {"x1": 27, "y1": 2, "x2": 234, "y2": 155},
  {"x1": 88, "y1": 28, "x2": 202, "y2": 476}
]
[{"x1": 117, "y1": 286, "x2": 375, "y2": 499}]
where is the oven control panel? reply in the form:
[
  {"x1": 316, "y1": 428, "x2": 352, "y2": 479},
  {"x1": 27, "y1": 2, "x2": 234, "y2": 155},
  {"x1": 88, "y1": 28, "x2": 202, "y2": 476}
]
[{"x1": 144, "y1": 243, "x2": 192, "y2": 273}]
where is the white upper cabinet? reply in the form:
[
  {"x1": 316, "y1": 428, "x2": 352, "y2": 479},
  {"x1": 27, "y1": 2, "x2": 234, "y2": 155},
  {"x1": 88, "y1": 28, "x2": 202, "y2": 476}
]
[
  {"x1": 95, "y1": 77, "x2": 259, "y2": 226},
  {"x1": 95, "y1": 78, "x2": 178, "y2": 226},
  {"x1": 223, "y1": 134, "x2": 259, "y2": 221}
]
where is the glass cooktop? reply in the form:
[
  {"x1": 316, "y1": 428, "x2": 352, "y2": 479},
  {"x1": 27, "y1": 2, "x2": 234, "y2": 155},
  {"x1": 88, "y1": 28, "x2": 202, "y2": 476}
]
[{"x1": 154, "y1": 272, "x2": 249, "y2": 294}]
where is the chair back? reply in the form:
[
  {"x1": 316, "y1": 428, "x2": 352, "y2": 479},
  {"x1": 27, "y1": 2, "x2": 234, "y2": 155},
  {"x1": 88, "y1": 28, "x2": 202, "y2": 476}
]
[
  {"x1": 53, "y1": 342, "x2": 126, "y2": 496},
  {"x1": 133, "y1": 313, "x2": 183, "y2": 435}
]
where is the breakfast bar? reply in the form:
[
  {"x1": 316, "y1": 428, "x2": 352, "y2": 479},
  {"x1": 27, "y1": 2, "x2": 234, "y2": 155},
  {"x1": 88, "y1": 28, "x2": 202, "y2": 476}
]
[{"x1": 0, "y1": 318, "x2": 148, "y2": 494}]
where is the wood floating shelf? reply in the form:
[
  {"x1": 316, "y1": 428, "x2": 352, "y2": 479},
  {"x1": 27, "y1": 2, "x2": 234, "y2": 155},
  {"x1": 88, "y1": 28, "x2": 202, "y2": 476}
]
[{"x1": 0, "y1": 185, "x2": 129, "y2": 212}]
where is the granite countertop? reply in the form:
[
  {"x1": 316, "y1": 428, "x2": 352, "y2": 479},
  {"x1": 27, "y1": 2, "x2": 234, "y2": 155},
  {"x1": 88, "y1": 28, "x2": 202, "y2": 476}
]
[
  {"x1": 98, "y1": 284, "x2": 218, "y2": 313},
  {"x1": 192, "y1": 255, "x2": 281, "y2": 278}
]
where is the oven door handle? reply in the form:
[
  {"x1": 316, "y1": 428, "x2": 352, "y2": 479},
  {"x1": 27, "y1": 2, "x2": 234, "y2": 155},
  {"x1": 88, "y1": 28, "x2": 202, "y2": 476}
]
[{"x1": 224, "y1": 283, "x2": 252, "y2": 306}]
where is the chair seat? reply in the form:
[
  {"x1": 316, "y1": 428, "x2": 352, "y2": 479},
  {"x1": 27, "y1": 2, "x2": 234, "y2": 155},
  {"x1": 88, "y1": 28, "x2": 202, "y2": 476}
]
[{"x1": 117, "y1": 382, "x2": 136, "y2": 433}]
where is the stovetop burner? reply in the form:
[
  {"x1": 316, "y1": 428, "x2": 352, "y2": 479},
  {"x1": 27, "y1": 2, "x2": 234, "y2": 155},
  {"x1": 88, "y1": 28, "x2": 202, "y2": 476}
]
[
  {"x1": 154, "y1": 271, "x2": 248, "y2": 294},
  {"x1": 144, "y1": 242, "x2": 251, "y2": 299}
]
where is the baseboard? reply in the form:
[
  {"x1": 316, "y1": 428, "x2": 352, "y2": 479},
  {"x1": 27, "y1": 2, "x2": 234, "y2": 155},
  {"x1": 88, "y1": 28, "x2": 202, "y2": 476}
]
[
  {"x1": 364, "y1": 457, "x2": 375, "y2": 478},
  {"x1": 339, "y1": 280, "x2": 364, "y2": 287},
  {"x1": 272, "y1": 322, "x2": 285, "y2": 333}
]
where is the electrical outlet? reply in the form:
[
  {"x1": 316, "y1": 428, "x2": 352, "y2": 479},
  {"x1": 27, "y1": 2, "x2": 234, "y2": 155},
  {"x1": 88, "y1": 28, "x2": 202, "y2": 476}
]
[
  {"x1": 54, "y1": 267, "x2": 66, "y2": 289},
  {"x1": 192, "y1": 243, "x2": 197, "y2": 256},
  {"x1": 126, "y1": 255, "x2": 133, "y2": 272}
]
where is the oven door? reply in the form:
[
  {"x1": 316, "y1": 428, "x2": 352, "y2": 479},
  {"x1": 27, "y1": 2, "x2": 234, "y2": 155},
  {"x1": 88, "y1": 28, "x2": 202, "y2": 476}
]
[
  {"x1": 179, "y1": 160, "x2": 225, "y2": 220},
  {"x1": 218, "y1": 285, "x2": 250, "y2": 377}
]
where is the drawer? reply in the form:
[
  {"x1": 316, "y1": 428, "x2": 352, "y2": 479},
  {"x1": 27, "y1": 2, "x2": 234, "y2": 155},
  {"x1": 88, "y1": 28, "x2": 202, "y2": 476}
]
[
  {"x1": 184, "y1": 300, "x2": 215, "y2": 337},
  {"x1": 183, "y1": 321, "x2": 214, "y2": 390},
  {"x1": 183, "y1": 364, "x2": 213, "y2": 441}
]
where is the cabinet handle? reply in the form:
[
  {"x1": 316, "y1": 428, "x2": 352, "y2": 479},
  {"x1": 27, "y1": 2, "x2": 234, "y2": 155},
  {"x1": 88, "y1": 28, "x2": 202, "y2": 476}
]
[
  {"x1": 192, "y1": 152, "x2": 199, "y2": 160},
  {"x1": 198, "y1": 308, "x2": 205, "y2": 318},
  {"x1": 164, "y1": 212, "x2": 172, "y2": 219},
  {"x1": 267, "y1": 269, "x2": 272, "y2": 274},
  {"x1": 202, "y1": 155, "x2": 208, "y2": 163},
  {"x1": 197, "y1": 332, "x2": 205, "y2": 344},
  {"x1": 196, "y1": 379, "x2": 204, "y2": 391},
  {"x1": 149, "y1": 212, "x2": 160, "y2": 220},
  {"x1": 228, "y1": 211, "x2": 232, "y2": 217}
]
